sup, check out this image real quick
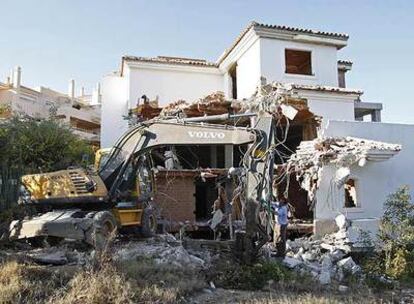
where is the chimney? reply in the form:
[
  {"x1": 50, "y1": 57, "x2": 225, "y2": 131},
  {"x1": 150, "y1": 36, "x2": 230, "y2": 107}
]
[
  {"x1": 68, "y1": 79, "x2": 75, "y2": 98},
  {"x1": 96, "y1": 82, "x2": 101, "y2": 95},
  {"x1": 12, "y1": 66, "x2": 21, "y2": 89},
  {"x1": 91, "y1": 82, "x2": 101, "y2": 104},
  {"x1": 79, "y1": 86, "x2": 85, "y2": 97}
]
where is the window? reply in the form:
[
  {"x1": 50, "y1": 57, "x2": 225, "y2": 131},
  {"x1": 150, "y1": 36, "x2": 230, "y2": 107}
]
[
  {"x1": 344, "y1": 179, "x2": 358, "y2": 208},
  {"x1": 285, "y1": 49, "x2": 312, "y2": 75}
]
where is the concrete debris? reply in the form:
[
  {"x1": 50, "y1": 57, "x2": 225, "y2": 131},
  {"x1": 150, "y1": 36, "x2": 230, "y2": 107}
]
[
  {"x1": 1, "y1": 244, "x2": 91, "y2": 266},
  {"x1": 287, "y1": 136, "x2": 401, "y2": 202},
  {"x1": 157, "y1": 82, "x2": 318, "y2": 123},
  {"x1": 159, "y1": 92, "x2": 229, "y2": 117},
  {"x1": 338, "y1": 285, "x2": 349, "y2": 292},
  {"x1": 267, "y1": 228, "x2": 365, "y2": 285},
  {"x1": 113, "y1": 234, "x2": 208, "y2": 269},
  {"x1": 337, "y1": 257, "x2": 357, "y2": 272},
  {"x1": 29, "y1": 250, "x2": 68, "y2": 265},
  {"x1": 282, "y1": 256, "x2": 302, "y2": 269},
  {"x1": 335, "y1": 214, "x2": 349, "y2": 230}
]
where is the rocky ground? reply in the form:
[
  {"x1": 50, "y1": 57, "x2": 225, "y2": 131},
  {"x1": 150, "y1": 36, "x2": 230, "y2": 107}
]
[{"x1": 0, "y1": 233, "x2": 413, "y2": 303}]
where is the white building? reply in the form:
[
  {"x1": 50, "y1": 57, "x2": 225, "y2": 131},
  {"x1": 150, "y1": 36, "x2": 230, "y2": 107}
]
[
  {"x1": 101, "y1": 21, "x2": 412, "y2": 238},
  {"x1": 0, "y1": 67, "x2": 101, "y2": 145},
  {"x1": 101, "y1": 22, "x2": 383, "y2": 147}
]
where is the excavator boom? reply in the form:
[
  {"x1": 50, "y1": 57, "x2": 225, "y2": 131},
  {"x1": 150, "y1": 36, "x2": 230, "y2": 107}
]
[{"x1": 11, "y1": 115, "x2": 276, "y2": 262}]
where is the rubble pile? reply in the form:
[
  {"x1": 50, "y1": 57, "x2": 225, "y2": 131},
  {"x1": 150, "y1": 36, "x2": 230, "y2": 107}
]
[
  {"x1": 233, "y1": 82, "x2": 302, "y2": 115},
  {"x1": 158, "y1": 82, "x2": 315, "y2": 120},
  {"x1": 264, "y1": 214, "x2": 369, "y2": 286},
  {"x1": 159, "y1": 92, "x2": 230, "y2": 117},
  {"x1": 113, "y1": 234, "x2": 209, "y2": 269},
  {"x1": 159, "y1": 99, "x2": 190, "y2": 117},
  {"x1": 280, "y1": 236, "x2": 361, "y2": 286},
  {"x1": 287, "y1": 136, "x2": 401, "y2": 201},
  {"x1": 0, "y1": 243, "x2": 91, "y2": 266}
]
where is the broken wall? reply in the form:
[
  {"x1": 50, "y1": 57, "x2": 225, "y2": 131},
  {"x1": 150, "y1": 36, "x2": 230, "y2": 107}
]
[
  {"x1": 125, "y1": 64, "x2": 224, "y2": 109},
  {"x1": 314, "y1": 120, "x2": 414, "y2": 237}
]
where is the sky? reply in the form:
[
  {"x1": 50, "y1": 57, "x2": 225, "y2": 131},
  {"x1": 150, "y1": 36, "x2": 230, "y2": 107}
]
[{"x1": 0, "y1": 0, "x2": 413, "y2": 123}]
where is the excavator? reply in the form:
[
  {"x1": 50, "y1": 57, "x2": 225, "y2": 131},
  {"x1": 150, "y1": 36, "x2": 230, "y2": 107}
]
[{"x1": 9, "y1": 113, "x2": 277, "y2": 263}]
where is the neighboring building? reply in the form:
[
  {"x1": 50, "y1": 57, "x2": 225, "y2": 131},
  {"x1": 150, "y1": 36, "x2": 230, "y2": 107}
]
[
  {"x1": 0, "y1": 67, "x2": 101, "y2": 145},
  {"x1": 100, "y1": 21, "x2": 412, "y2": 238}
]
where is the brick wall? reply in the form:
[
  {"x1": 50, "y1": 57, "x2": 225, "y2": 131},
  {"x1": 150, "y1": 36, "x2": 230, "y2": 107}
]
[{"x1": 153, "y1": 171, "x2": 196, "y2": 230}]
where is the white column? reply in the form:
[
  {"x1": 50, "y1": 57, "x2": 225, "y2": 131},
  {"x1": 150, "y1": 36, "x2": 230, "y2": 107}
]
[
  {"x1": 68, "y1": 79, "x2": 75, "y2": 98},
  {"x1": 225, "y1": 145, "x2": 233, "y2": 168},
  {"x1": 12, "y1": 66, "x2": 21, "y2": 89}
]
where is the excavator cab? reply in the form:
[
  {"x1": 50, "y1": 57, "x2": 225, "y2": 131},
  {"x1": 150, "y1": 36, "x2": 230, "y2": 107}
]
[{"x1": 111, "y1": 153, "x2": 157, "y2": 237}]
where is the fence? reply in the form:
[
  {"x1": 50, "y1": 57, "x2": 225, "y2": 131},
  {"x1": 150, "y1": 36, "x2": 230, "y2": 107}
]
[{"x1": 0, "y1": 165, "x2": 22, "y2": 212}]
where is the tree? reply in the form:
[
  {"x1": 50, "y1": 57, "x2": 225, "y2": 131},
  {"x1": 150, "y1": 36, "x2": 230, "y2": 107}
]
[
  {"x1": 0, "y1": 116, "x2": 93, "y2": 172},
  {"x1": 0, "y1": 115, "x2": 94, "y2": 210},
  {"x1": 379, "y1": 186, "x2": 414, "y2": 279}
]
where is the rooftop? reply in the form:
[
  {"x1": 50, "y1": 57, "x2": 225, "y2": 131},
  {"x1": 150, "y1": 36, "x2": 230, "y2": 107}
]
[
  {"x1": 124, "y1": 21, "x2": 350, "y2": 70},
  {"x1": 122, "y1": 55, "x2": 218, "y2": 68},
  {"x1": 217, "y1": 21, "x2": 349, "y2": 64}
]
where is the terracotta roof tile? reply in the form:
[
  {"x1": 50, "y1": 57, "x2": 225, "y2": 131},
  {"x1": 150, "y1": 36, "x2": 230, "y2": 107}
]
[{"x1": 218, "y1": 21, "x2": 349, "y2": 64}]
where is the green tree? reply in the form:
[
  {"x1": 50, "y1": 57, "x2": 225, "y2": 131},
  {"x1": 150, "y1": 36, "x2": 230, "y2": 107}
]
[
  {"x1": 380, "y1": 186, "x2": 414, "y2": 279},
  {"x1": 0, "y1": 116, "x2": 93, "y2": 172},
  {"x1": 0, "y1": 115, "x2": 94, "y2": 210}
]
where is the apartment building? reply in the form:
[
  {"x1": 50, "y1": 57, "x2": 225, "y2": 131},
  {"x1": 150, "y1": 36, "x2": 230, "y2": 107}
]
[{"x1": 0, "y1": 67, "x2": 101, "y2": 145}]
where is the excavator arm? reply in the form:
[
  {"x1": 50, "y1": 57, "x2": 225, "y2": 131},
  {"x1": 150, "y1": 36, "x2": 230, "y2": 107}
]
[
  {"x1": 99, "y1": 119, "x2": 261, "y2": 201},
  {"x1": 100, "y1": 116, "x2": 276, "y2": 263},
  {"x1": 12, "y1": 114, "x2": 276, "y2": 262}
]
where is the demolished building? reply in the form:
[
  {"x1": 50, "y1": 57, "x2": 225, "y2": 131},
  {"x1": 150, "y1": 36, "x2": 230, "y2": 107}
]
[{"x1": 100, "y1": 21, "x2": 414, "y2": 240}]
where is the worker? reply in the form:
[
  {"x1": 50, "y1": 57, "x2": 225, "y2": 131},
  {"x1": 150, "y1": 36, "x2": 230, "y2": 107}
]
[{"x1": 272, "y1": 197, "x2": 289, "y2": 257}]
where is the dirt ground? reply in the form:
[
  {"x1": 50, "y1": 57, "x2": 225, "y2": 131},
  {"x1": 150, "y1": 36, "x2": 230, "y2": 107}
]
[{"x1": 188, "y1": 287, "x2": 414, "y2": 304}]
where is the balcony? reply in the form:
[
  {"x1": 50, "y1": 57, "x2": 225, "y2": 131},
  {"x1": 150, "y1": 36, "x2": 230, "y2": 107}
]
[{"x1": 354, "y1": 101, "x2": 382, "y2": 122}]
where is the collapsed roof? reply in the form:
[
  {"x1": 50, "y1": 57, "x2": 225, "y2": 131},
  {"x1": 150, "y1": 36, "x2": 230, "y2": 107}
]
[
  {"x1": 286, "y1": 137, "x2": 402, "y2": 203},
  {"x1": 134, "y1": 82, "x2": 319, "y2": 127}
]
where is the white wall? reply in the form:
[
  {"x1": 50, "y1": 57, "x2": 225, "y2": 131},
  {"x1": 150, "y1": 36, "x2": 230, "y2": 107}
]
[
  {"x1": 236, "y1": 39, "x2": 261, "y2": 99},
  {"x1": 260, "y1": 38, "x2": 338, "y2": 87},
  {"x1": 301, "y1": 91, "x2": 357, "y2": 125},
  {"x1": 101, "y1": 74, "x2": 128, "y2": 148},
  {"x1": 315, "y1": 120, "x2": 414, "y2": 232},
  {"x1": 126, "y1": 64, "x2": 224, "y2": 108}
]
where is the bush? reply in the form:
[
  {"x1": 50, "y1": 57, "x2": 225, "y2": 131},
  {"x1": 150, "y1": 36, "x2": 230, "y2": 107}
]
[
  {"x1": 364, "y1": 186, "x2": 414, "y2": 280},
  {"x1": 116, "y1": 257, "x2": 205, "y2": 303},
  {"x1": 380, "y1": 186, "x2": 414, "y2": 279},
  {"x1": 0, "y1": 116, "x2": 93, "y2": 172},
  {"x1": 0, "y1": 115, "x2": 94, "y2": 212},
  {"x1": 211, "y1": 261, "x2": 292, "y2": 290}
]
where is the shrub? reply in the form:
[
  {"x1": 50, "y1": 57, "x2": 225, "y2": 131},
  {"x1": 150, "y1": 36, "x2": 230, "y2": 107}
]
[
  {"x1": 49, "y1": 264, "x2": 134, "y2": 304},
  {"x1": 0, "y1": 116, "x2": 93, "y2": 172},
  {"x1": 372, "y1": 186, "x2": 414, "y2": 280},
  {"x1": 0, "y1": 261, "x2": 72, "y2": 304},
  {"x1": 211, "y1": 261, "x2": 292, "y2": 290},
  {"x1": 116, "y1": 257, "x2": 205, "y2": 303},
  {"x1": 0, "y1": 115, "x2": 94, "y2": 212}
]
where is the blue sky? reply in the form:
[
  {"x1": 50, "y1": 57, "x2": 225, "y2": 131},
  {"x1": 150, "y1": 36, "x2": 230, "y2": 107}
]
[{"x1": 1, "y1": 0, "x2": 413, "y2": 123}]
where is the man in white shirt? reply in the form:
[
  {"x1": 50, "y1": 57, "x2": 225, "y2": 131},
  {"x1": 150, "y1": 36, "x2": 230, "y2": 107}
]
[{"x1": 272, "y1": 197, "x2": 289, "y2": 257}]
